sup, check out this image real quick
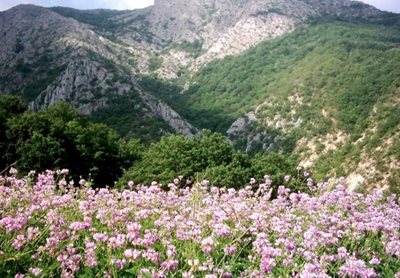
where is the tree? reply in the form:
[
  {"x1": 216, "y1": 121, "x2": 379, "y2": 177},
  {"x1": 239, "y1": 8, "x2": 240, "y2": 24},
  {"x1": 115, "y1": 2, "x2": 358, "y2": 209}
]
[
  {"x1": 120, "y1": 130, "x2": 251, "y2": 187},
  {"x1": 200, "y1": 152, "x2": 253, "y2": 188},
  {"x1": 251, "y1": 152, "x2": 308, "y2": 192},
  {"x1": 4, "y1": 101, "x2": 141, "y2": 187},
  {"x1": 0, "y1": 95, "x2": 27, "y2": 170},
  {"x1": 121, "y1": 134, "x2": 195, "y2": 185}
]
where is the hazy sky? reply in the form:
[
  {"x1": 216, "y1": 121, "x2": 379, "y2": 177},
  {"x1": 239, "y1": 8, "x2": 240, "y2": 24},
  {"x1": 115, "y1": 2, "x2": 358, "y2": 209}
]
[
  {"x1": 0, "y1": 0, "x2": 154, "y2": 11},
  {"x1": 0, "y1": 0, "x2": 399, "y2": 13}
]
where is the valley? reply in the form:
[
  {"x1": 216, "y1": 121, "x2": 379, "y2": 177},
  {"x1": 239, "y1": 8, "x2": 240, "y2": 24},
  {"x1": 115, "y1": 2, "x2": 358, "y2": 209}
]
[{"x1": 0, "y1": 0, "x2": 399, "y2": 191}]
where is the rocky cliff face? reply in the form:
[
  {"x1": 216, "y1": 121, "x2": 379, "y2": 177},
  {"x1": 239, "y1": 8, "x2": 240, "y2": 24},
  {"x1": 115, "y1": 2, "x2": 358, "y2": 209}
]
[
  {"x1": 0, "y1": 5, "x2": 127, "y2": 102},
  {"x1": 146, "y1": 0, "x2": 382, "y2": 47},
  {"x1": 100, "y1": 0, "x2": 384, "y2": 78}
]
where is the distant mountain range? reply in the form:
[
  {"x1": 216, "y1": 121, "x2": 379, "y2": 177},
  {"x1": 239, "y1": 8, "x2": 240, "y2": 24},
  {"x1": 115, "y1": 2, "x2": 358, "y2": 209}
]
[{"x1": 0, "y1": 0, "x2": 399, "y2": 190}]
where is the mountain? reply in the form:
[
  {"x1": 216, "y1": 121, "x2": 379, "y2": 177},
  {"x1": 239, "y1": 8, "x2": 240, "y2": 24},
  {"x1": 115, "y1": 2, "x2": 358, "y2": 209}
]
[
  {"x1": 0, "y1": 4, "x2": 196, "y2": 141},
  {"x1": 0, "y1": 0, "x2": 399, "y2": 190}
]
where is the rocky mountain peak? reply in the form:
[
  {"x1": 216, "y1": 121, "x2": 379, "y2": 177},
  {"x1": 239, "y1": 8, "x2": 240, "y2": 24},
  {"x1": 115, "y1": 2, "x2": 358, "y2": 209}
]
[
  {"x1": 6, "y1": 3, "x2": 47, "y2": 12},
  {"x1": 125, "y1": 0, "x2": 383, "y2": 78}
]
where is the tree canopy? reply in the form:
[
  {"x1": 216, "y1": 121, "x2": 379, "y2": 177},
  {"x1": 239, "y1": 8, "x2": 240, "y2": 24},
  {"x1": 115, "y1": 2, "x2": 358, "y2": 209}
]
[
  {"x1": 0, "y1": 97, "x2": 142, "y2": 186},
  {"x1": 120, "y1": 130, "x2": 304, "y2": 189}
]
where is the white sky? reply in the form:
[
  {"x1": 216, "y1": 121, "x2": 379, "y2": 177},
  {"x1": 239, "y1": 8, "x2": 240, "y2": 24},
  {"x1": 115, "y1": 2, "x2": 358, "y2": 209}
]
[
  {"x1": 0, "y1": 0, "x2": 399, "y2": 13},
  {"x1": 361, "y1": 0, "x2": 400, "y2": 13}
]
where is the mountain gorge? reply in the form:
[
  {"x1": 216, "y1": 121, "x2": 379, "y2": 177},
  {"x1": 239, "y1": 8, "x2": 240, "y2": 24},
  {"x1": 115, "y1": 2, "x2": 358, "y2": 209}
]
[{"x1": 0, "y1": 0, "x2": 399, "y2": 190}]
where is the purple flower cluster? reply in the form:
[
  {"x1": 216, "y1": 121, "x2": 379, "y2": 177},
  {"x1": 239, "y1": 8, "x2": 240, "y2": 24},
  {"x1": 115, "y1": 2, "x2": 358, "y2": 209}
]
[{"x1": 0, "y1": 170, "x2": 399, "y2": 277}]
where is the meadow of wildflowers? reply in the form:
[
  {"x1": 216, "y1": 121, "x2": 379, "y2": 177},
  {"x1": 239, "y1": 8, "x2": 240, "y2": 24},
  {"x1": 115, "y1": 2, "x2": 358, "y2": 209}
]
[{"x1": 0, "y1": 169, "x2": 399, "y2": 277}]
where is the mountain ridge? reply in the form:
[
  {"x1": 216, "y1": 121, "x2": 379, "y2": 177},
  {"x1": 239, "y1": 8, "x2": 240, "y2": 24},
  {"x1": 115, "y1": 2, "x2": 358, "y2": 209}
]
[{"x1": 49, "y1": 0, "x2": 392, "y2": 78}]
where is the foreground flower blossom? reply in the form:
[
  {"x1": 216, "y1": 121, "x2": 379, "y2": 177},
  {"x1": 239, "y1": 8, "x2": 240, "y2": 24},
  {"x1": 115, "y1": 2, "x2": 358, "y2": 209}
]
[{"x1": 0, "y1": 170, "x2": 399, "y2": 277}]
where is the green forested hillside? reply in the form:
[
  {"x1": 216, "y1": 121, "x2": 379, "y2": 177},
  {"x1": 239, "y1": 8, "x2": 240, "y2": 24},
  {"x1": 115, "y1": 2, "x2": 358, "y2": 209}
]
[
  {"x1": 145, "y1": 20, "x2": 400, "y2": 190},
  {"x1": 174, "y1": 20, "x2": 400, "y2": 133},
  {"x1": 90, "y1": 93, "x2": 175, "y2": 142}
]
